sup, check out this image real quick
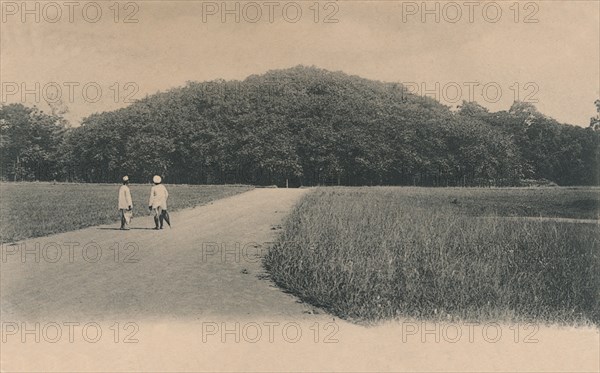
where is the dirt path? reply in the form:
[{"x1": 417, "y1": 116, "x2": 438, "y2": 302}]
[
  {"x1": 487, "y1": 216, "x2": 599, "y2": 225},
  {"x1": 1, "y1": 188, "x2": 598, "y2": 372},
  {"x1": 1, "y1": 188, "x2": 318, "y2": 321}
]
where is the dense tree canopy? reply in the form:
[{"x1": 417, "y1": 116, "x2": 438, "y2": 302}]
[
  {"x1": 1, "y1": 66, "x2": 598, "y2": 186},
  {"x1": 0, "y1": 104, "x2": 67, "y2": 181}
]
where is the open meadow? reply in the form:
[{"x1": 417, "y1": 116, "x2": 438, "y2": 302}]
[
  {"x1": 0, "y1": 182, "x2": 253, "y2": 243},
  {"x1": 265, "y1": 187, "x2": 600, "y2": 325}
]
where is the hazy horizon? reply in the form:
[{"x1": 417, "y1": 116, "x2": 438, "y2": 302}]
[{"x1": 1, "y1": 1, "x2": 598, "y2": 127}]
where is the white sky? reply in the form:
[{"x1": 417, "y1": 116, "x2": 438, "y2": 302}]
[{"x1": 1, "y1": 0, "x2": 599, "y2": 126}]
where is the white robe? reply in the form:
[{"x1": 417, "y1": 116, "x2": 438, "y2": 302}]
[
  {"x1": 118, "y1": 185, "x2": 132, "y2": 209},
  {"x1": 149, "y1": 184, "x2": 169, "y2": 209}
]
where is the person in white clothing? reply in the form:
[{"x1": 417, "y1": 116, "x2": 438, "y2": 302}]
[
  {"x1": 118, "y1": 176, "x2": 133, "y2": 230},
  {"x1": 149, "y1": 175, "x2": 170, "y2": 229}
]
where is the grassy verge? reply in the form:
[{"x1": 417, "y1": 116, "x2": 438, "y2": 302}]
[
  {"x1": 0, "y1": 182, "x2": 253, "y2": 243},
  {"x1": 265, "y1": 187, "x2": 600, "y2": 325},
  {"x1": 430, "y1": 187, "x2": 599, "y2": 220}
]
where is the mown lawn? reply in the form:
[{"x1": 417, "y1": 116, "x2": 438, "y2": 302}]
[
  {"x1": 0, "y1": 182, "x2": 253, "y2": 243},
  {"x1": 265, "y1": 187, "x2": 600, "y2": 325}
]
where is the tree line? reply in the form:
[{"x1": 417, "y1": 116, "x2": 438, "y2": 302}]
[{"x1": 1, "y1": 66, "x2": 599, "y2": 186}]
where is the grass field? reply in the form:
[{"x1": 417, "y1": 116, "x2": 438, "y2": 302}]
[
  {"x1": 265, "y1": 187, "x2": 600, "y2": 325},
  {"x1": 415, "y1": 187, "x2": 599, "y2": 220},
  {"x1": 0, "y1": 182, "x2": 253, "y2": 243}
]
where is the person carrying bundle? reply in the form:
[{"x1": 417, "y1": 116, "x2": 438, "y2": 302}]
[
  {"x1": 149, "y1": 175, "x2": 171, "y2": 229},
  {"x1": 118, "y1": 176, "x2": 133, "y2": 230}
]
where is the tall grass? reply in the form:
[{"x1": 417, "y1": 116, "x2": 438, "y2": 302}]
[{"x1": 265, "y1": 187, "x2": 600, "y2": 325}]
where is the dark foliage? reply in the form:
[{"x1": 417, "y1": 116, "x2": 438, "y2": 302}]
[{"x1": 1, "y1": 66, "x2": 598, "y2": 186}]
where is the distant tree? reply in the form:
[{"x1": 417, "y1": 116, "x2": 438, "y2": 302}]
[
  {"x1": 456, "y1": 100, "x2": 489, "y2": 118},
  {"x1": 4, "y1": 67, "x2": 596, "y2": 186},
  {"x1": 0, "y1": 103, "x2": 66, "y2": 181},
  {"x1": 590, "y1": 99, "x2": 600, "y2": 130}
]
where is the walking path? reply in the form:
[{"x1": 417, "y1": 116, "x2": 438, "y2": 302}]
[{"x1": 1, "y1": 188, "x2": 597, "y2": 372}]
